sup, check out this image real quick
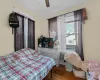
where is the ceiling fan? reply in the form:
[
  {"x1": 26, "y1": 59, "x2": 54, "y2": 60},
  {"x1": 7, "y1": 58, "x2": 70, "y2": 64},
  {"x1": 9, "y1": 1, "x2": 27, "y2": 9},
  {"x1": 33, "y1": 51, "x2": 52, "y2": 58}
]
[{"x1": 45, "y1": 0, "x2": 50, "y2": 7}]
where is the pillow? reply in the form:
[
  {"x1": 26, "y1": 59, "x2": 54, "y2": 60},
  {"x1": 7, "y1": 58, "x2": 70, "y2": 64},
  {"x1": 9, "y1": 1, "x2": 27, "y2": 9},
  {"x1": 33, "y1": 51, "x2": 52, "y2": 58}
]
[
  {"x1": 65, "y1": 52, "x2": 82, "y2": 68},
  {"x1": 89, "y1": 72, "x2": 100, "y2": 80},
  {"x1": 80, "y1": 61, "x2": 88, "y2": 72},
  {"x1": 0, "y1": 56, "x2": 8, "y2": 67},
  {"x1": 6, "y1": 54, "x2": 15, "y2": 64},
  {"x1": 13, "y1": 54, "x2": 20, "y2": 60},
  {"x1": 16, "y1": 48, "x2": 35, "y2": 55}
]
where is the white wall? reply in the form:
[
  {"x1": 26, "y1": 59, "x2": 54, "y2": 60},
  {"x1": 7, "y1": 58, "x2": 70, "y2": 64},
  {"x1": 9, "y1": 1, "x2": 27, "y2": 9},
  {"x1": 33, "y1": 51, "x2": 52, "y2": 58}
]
[
  {"x1": 44, "y1": 0, "x2": 100, "y2": 61},
  {"x1": 0, "y1": 0, "x2": 48, "y2": 56},
  {"x1": 0, "y1": 0, "x2": 15, "y2": 56},
  {"x1": 83, "y1": 0, "x2": 100, "y2": 61},
  {"x1": 35, "y1": 19, "x2": 49, "y2": 50},
  {"x1": 1, "y1": 0, "x2": 100, "y2": 61}
]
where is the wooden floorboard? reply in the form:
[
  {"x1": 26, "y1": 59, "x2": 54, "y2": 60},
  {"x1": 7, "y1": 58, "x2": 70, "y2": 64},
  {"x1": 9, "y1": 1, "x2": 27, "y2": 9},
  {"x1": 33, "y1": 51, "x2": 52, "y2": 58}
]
[{"x1": 43, "y1": 65, "x2": 85, "y2": 80}]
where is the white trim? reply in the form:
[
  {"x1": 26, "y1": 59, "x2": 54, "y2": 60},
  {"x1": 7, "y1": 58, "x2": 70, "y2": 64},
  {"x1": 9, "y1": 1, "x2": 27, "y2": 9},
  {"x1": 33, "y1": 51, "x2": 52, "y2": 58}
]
[
  {"x1": 24, "y1": 17, "x2": 28, "y2": 48},
  {"x1": 13, "y1": 8, "x2": 34, "y2": 20}
]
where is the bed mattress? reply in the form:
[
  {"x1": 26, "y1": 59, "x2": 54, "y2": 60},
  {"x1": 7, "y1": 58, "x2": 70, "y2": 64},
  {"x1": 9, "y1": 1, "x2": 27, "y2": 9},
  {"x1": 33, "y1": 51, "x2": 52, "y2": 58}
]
[{"x1": 0, "y1": 48, "x2": 56, "y2": 80}]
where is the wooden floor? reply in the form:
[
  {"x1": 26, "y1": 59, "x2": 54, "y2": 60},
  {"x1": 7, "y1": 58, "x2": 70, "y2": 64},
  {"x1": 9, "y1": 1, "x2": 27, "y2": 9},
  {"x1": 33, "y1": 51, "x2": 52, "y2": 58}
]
[{"x1": 44, "y1": 65, "x2": 85, "y2": 80}]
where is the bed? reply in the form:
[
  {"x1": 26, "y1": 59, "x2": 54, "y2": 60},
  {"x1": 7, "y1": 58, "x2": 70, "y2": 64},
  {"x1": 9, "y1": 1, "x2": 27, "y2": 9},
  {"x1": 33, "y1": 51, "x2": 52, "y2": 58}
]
[
  {"x1": 86, "y1": 61, "x2": 100, "y2": 80},
  {"x1": 0, "y1": 48, "x2": 56, "y2": 80}
]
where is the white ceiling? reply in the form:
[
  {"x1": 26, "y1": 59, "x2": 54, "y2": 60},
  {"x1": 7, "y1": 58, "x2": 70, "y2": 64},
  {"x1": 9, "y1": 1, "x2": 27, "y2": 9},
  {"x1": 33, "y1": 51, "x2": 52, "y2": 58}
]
[{"x1": 16, "y1": 0, "x2": 86, "y2": 18}]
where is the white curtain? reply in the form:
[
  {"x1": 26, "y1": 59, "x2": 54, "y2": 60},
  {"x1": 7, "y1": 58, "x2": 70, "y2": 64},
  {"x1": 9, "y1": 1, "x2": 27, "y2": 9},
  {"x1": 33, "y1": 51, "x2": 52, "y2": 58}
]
[
  {"x1": 24, "y1": 17, "x2": 28, "y2": 48},
  {"x1": 57, "y1": 12, "x2": 74, "y2": 52},
  {"x1": 57, "y1": 15, "x2": 66, "y2": 52}
]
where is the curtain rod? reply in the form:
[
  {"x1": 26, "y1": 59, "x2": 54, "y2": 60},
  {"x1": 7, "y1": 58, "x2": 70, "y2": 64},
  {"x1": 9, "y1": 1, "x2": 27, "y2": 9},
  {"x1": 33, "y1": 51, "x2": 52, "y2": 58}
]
[{"x1": 47, "y1": 8, "x2": 84, "y2": 20}]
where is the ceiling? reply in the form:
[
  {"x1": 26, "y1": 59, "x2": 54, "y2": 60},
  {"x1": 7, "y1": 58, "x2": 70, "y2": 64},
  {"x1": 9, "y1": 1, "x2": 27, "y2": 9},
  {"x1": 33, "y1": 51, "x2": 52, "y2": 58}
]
[{"x1": 16, "y1": 0, "x2": 86, "y2": 18}]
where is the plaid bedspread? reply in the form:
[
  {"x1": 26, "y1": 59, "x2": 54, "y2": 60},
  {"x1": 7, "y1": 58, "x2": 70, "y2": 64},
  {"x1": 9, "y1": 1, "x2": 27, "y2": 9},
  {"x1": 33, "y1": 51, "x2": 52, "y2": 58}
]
[{"x1": 0, "y1": 48, "x2": 56, "y2": 80}]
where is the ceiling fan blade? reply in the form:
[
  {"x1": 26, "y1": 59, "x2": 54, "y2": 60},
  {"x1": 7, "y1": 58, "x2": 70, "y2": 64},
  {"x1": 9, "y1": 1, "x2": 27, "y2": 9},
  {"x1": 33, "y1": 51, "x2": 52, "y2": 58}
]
[{"x1": 45, "y1": 0, "x2": 50, "y2": 7}]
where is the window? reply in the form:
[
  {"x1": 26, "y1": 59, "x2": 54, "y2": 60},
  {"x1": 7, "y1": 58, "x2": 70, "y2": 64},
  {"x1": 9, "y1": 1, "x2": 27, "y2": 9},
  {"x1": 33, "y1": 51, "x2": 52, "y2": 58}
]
[
  {"x1": 56, "y1": 10, "x2": 84, "y2": 60},
  {"x1": 65, "y1": 13, "x2": 77, "y2": 51},
  {"x1": 66, "y1": 22, "x2": 76, "y2": 45}
]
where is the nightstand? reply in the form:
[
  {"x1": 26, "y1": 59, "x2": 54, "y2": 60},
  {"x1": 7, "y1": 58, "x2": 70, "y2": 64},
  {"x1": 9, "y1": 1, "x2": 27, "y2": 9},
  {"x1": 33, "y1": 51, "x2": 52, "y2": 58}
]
[{"x1": 38, "y1": 47, "x2": 60, "y2": 66}]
